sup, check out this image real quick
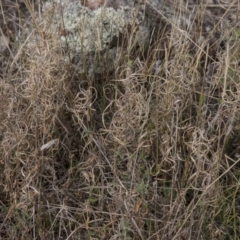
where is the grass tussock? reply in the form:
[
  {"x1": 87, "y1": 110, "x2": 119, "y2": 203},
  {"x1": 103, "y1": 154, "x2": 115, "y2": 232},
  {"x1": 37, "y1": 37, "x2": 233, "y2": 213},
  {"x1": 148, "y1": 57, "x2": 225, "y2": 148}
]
[{"x1": 1, "y1": 1, "x2": 240, "y2": 239}]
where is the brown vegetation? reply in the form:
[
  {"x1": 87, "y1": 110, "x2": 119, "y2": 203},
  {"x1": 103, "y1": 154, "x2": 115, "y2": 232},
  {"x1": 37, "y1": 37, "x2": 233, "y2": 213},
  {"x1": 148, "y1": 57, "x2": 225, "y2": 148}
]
[{"x1": 0, "y1": 0, "x2": 240, "y2": 239}]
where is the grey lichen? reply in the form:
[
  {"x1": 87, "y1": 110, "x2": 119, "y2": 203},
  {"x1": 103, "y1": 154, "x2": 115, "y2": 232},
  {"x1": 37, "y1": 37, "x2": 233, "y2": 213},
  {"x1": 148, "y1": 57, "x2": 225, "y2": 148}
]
[{"x1": 41, "y1": 0, "x2": 146, "y2": 75}]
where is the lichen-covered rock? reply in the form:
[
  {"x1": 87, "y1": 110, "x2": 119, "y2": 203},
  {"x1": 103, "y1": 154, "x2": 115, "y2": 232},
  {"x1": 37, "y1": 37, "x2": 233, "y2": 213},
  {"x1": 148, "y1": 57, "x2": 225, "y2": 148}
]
[{"x1": 40, "y1": 0, "x2": 146, "y2": 75}]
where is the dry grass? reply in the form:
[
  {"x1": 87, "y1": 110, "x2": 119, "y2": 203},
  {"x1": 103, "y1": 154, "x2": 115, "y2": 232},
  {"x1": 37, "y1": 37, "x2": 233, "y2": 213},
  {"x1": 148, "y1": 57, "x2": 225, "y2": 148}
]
[{"x1": 1, "y1": 1, "x2": 240, "y2": 239}]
